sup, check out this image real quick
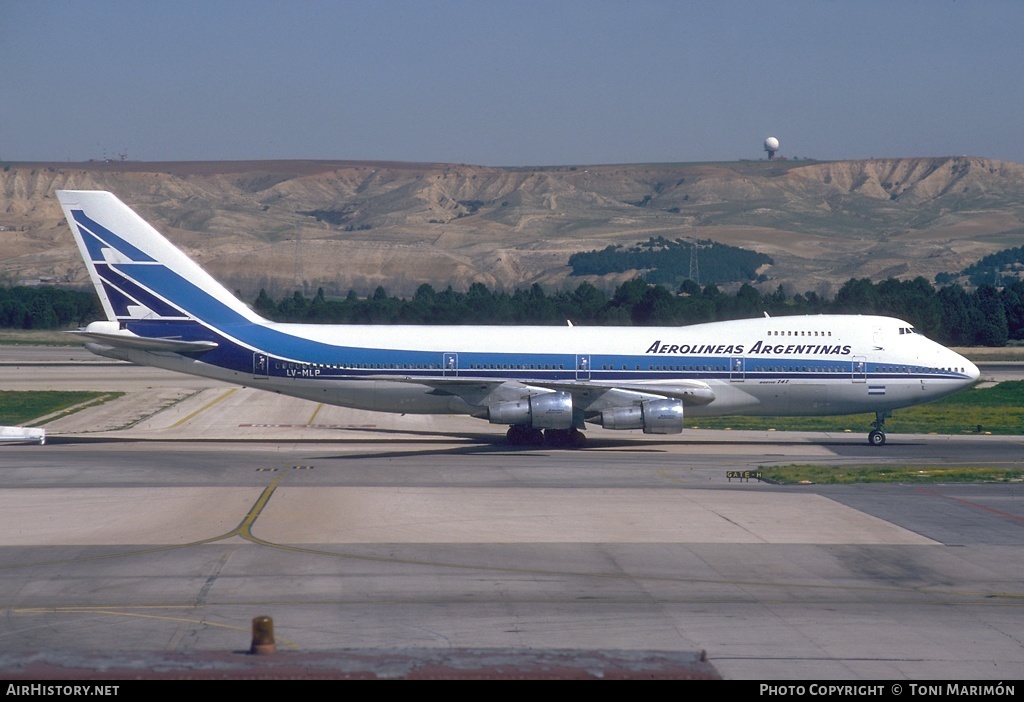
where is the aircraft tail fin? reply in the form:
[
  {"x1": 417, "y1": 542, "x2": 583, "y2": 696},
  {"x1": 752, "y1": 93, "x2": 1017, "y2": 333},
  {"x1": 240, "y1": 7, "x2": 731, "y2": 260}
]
[{"x1": 56, "y1": 190, "x2": 263, "y2": 327}]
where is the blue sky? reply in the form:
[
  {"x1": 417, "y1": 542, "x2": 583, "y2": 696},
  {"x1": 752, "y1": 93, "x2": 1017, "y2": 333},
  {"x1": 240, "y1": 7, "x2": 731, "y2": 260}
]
[{"x1": 3, "y1": 0, "x2": 1023, "y2": 166}]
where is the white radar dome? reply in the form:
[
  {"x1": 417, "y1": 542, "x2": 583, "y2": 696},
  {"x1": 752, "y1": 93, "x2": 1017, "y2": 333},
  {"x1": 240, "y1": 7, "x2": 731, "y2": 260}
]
[{"x1": 764, "y1": 137, "x2": 780, "y2": 151}]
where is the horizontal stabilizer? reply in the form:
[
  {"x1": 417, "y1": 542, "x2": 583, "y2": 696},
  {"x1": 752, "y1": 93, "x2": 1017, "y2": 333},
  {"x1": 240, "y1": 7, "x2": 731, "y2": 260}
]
[{"x1": 67, "y1": 330, "x2": 218, "y2": 354}]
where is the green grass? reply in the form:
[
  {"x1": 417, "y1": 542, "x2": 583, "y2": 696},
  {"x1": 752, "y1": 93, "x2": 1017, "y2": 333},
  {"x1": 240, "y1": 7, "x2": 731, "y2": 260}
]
[
  {"x1": 0, "y1": 391, "x2": 113, "y2": 425},
  {"x1": 694, "y1": 381, "x2": 1024, "y2": 435},
  {"x1": 760, "y1": 464, "x2": 1024, "y2": 485}
]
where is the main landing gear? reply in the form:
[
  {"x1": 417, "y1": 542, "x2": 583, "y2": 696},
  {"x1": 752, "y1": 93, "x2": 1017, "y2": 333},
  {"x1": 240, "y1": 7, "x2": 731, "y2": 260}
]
[
  {"x1": 506, "y1": 425, "x2": 586, "y2": 448},
  {"x1": 506, "y1": 425, "x2": 543, "y2": 446},
  {"x1": 544, "y1": 427, "x2": 587, "y2": 448},
  {"x1": 868, "y1": 410, "x2": 891, "y2": 446}
]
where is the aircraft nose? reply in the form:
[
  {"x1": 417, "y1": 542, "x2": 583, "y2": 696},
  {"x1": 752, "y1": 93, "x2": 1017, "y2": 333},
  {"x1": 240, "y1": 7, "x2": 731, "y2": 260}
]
[
  {"x1": 950, "y1": 350, "x2": 980, "y2": 384},
  {"x1": 964, "y1": 358, "x2": 980, "y2": 382}
]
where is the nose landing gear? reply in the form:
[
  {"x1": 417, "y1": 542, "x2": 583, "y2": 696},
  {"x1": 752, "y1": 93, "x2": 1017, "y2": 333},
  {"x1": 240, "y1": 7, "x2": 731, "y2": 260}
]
[{"x1": 868, "y1": 410, "x2": 891, "y2": 446}]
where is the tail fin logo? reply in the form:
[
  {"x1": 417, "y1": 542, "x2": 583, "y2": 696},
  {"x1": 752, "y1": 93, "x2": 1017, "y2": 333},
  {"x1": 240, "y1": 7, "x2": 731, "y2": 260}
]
[
  {"x1": 72, "y1": 209, "x2": 154, "y2": 264},
  {"x1": 70, "y1": 209, "x2": 188, "y2": 321},
  {"x1": 59, "y1": 190, "x2": 267, "y2": 333}
]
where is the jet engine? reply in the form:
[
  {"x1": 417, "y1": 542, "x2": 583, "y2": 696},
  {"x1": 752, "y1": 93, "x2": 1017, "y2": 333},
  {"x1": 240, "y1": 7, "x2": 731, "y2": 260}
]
[
  {"x1": 485, "y1": 391, "x2": 573, "y2": 430},
  {"x1": 596, "y1": 398, "x2": 683, "y2": 434}
]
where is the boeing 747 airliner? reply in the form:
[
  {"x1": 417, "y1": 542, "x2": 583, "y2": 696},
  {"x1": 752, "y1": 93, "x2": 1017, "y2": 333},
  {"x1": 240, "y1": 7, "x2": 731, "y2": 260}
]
[{"x1": 56, "y1": 190, "x2": 979, "y2": 446}]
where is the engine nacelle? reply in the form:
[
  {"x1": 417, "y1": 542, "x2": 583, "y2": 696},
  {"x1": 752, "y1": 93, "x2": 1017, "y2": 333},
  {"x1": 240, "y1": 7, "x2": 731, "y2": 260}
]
[
  {"x1": 599, "y1": 398, "x2": 683, "y2": 434},
  {"x1": 486, "y1": 391, "x2": 573, "y2": 430}
]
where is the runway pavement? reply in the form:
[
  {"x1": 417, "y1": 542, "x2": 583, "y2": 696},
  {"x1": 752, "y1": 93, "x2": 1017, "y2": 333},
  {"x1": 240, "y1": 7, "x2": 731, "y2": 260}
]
[{"x1": 1, "y1": 347, "x2": 1023, "y2": 680}]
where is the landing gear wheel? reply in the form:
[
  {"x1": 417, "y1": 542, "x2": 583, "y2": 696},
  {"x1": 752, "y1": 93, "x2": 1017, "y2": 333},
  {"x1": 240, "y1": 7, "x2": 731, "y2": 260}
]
[
  {"x1": 868, "y1": 410, "x2": 890, "y2": 447},
  {"x1": 507, "y1": 425, "x2": 545, "y2": 446},
  {"x1": 566, "y1": 427, "x2": 587, "y2": 448},
  {"x1": 544, "y1": 428, "x2": 586, "y2": 448},
  {"x1": 506, "y1": 425, "x2": 527, "y2": 445},
  {"x1": 543, "y1": 428, "x2": 566, "y2": 447}
]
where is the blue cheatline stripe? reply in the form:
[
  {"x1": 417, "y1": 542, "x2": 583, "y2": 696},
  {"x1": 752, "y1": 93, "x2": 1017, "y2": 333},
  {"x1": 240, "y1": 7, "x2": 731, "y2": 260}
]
[
  {"x1": 116, "y1": 263, "x2": 356, "y2": 359},
  {"x1": 72, "y1": 210, "x2": 155, "y2": 262}
]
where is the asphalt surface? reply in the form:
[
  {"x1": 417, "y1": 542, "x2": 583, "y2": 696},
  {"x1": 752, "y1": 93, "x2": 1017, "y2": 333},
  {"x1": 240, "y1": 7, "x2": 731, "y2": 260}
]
[{"x1": 1, "y1": 347, "x2": 1022, "y2": 680}]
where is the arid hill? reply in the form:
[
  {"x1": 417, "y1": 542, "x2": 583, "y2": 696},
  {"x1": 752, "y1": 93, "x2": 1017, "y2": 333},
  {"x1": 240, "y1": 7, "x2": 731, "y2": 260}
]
[{"x1": 2, "y1": 157, "x2": 1023, "y2": 299}]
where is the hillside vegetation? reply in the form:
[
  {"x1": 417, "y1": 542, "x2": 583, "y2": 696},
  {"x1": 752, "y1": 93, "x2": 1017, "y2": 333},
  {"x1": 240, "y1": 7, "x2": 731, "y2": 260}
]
[{"x1": 2, "y1": 157, "x2": 1023, "y2": 298}]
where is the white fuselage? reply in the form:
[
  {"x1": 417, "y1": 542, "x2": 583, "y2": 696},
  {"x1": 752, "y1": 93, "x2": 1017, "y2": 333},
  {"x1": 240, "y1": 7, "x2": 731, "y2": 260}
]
[{"x1": 89, "y1": 313, "x2": 979, "y2": 421}]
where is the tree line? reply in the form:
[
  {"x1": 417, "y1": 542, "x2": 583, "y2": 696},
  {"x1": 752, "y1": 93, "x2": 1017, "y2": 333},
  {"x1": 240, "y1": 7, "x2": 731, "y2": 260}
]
[
  {"x1": 254, "y1": 276, "x2": 1024, "y2": 347},
  {"x1": 4, "y1": 276, "x2": 1021, "y2": 348},
  {"x1": 0, "y1": 286, "x2": 100, "y2": 330}
]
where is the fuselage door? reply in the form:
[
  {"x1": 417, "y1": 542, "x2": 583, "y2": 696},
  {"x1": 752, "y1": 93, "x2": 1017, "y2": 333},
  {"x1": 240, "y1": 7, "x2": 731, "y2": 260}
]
[
  {"x1": 253, "y1": 352, "x2": 270, "y2": 379},
  {"x1": 576, "y1": 354, "x2": 591, "y2": 380},
  {"x1": 852, "y1": 355, "x2": 867, "y2": 383},
  {"x1": 729, "y1": 356, "x2": 745, "y2": 382},
  {"x1": 442, "y1": 352, "x2": 459, "y2": 377}
]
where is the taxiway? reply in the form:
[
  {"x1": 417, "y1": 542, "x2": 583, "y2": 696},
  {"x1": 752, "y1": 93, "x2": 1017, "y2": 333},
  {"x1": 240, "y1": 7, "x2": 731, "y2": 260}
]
[{"x1": 1, "y1": 348, "x2": 1022, "y2": 679}]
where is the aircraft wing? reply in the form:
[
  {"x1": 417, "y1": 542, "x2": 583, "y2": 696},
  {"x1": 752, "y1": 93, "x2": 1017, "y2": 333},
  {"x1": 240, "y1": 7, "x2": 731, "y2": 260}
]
[
  {"x1": 377, "y1": 375, "x2": 716, "y2": 413},
  {"x1": 530, "y1": 379, "x2": 716, "y2": 407}
]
